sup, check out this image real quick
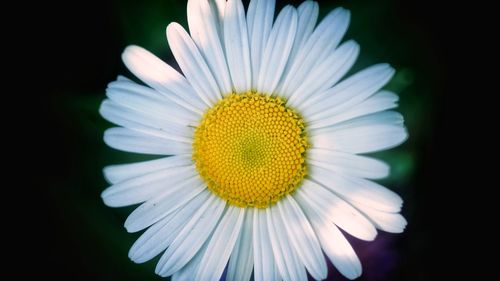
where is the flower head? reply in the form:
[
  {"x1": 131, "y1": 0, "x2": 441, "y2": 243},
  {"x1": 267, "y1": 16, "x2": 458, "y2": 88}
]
[{"x1": 100, "y1": 0, "x2": 408, "y2": 280}]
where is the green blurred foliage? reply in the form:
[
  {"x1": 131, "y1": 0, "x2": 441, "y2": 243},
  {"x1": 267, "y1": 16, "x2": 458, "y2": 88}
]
[{"x1": 115, "y1": 0, "x2": 187, "y2": 55}]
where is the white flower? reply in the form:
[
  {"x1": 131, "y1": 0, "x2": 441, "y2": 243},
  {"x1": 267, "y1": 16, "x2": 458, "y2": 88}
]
[{"x1": 100, "y1": 0, "x2": 408, "y2": 280}]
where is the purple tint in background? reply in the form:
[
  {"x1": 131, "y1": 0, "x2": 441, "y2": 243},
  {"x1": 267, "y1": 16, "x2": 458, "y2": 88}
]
[{"x1": 321, "y1": 231, "x2": 402, "y2": 281}]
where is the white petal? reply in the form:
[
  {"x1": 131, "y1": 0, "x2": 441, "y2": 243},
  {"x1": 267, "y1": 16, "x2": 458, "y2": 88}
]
[
  {"x1": 253, "y1": 209, "x2": 280, "y2": 281},
  {"x1": 307, "y1": 148, "x2": 390, "y2": 179},
  {"x1": 275, "y1": 1, "x2": 319, "y2": 96},
  {"x1": 277, "y1": 197, "x2": 327, "y2": 280},
  {"x1": 310, "y1": 166, "x2": 403, "y2": 212},
  {"x1": 352, "y1": 203, "x2": 407, "y2": 233},
  {"x1": 103, "y1": 154, "x2": 192, "y2": 184},
  {"x1": 227, "y1": 209, "x2": 254, "y2": 281},
  {"x1": 289, "y1": 40, "x2": 359, "y2": 108},
  {"x1": 166, "y1": 22, "x2": 222, "y2": 106},
  {"x1": 195, "y1": 206, "x2": 245, "y2": 281},
  {"x1": 101, "y1": 165, "x2": 197, "y2": 207},
  {"x1": 256, "y1": 5, "x2": 298, "y2": 94},
  {"x1": 155, "y1": 195, "x2": 226, "y2": 277},
  {"x1": 304, "y1": 206, "x2": 362, "y2": 280},
  {"x1": 288, "y1": 1, "x2": 319, "y2": 70},
  {"x1": 278, "y1": 7, "x2": 350, "y2": 99},
  {"x1": 224, "y1": 0, "x2": 252, "y2": 93},
  {"x1": 187, "y1": 0, "x2": 200, "y2": 41},
  {"x1": 99, "y1": 100, "x2": 193, "y2": 144},
  {"x1": 312, "y1": 111, "x2": 404, "y2": 135},
  {"x1": 116, "y1": 75, "x2": 130, "y2": 82},
  {"x1": 129, "y1": 210, "x2": 179, "y2": 263},
  {"x1": 311, "y1": 123, "x2": 408, "y2": 154},
  {"x1": 124, "y1": 177, "x2": 205, "y2": 232},
  {"x1": 128, "y1": 191, "x2": 209, "y2": 263},
  {"x1": 187, "y1": 0, "x2": 232, "y2": 94},
  {"x1": 247, "y1": 0, "x2": 275, "y2": 89},
  {"x1": 104, "y1": 127, "x2": 192, "y2": 155},
  {"x1": 213, "y1": 0, "x2": 226, "y2": 34},
  {"x1": 188, "y1": 0, "x2": 226, "y2": 48},
  {"x1": 310, "y1": 111, "x2": 407, "y2": 154},
  {"x1": 172, "y1": 232, "x2": 210, "y2": 281},
  {"x1": 105, "y1": 79, "x2": 198, "y2": 126},
  {"x1": 101, "y1": 99, "x2": 173, "y2": 136},
  {"x1": 121, "y1": 46, "x2": 205, "y2": 114},
  {"x1": 308, "y1": 90, "x2": 399, "y2": 129},
  {"x1": 295, "y1": 179, "x2": 377, "y2": 241},
  {"x1": 266, "y1": 208, "x2": 307, "y2": 281},
  {"x1": 302, "y1": 64, "x2": 395, "y2": 119}
]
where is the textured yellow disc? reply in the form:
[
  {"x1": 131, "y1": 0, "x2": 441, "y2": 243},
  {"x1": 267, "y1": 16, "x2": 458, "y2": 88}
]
[{"x1": 192, "y1": 93, "x2": 308, "y2": 208}]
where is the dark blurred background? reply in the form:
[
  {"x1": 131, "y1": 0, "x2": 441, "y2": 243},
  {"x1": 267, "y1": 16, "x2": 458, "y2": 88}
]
[{"x1": 39, "y1": 0, "x2": 450, "y2": 280}]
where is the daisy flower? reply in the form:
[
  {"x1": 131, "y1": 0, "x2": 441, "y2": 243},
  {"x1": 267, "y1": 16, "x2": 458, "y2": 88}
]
[{"x1": 100, "y1": 0, "x2": 408, "y2": 280}]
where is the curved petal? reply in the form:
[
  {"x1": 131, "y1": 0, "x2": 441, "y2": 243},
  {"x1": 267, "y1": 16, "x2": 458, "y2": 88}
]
[
  {"x1": 155, "y1": 195, "x2": 226, "y2": 277},
  {"x1": 256, "y1": 5, "x2": 298, "y2": 94},
  {"x1": 187, "y1": 0, "x2": 232, "y2": 94},
  {"x1": 212, "y1": 0, "x2": 226, "y2": 34},
  {"x1": 278, "y1": 7, "x2": 350, "y2": 98},
  {"x1": 171, "y1": 232, "x2": 210, "y2": 281},
  {"x1": 307, "y1": 148, "x2": 390, "y2": 179},
  {"x1": 253, "y1": 209, "x2": 280, "y2": 281},
  {"x1": 166, "y1": 22, "x2": 222, "y2": 106},
  {"x1": 266, "y1": 207, "x2": 307, "y2": 281},
  {"x1": 301, "y1": 64, "x2": 395, "y2": 118},
  {"x1": 105, "y1": 78, "x2": 198, "y2": 126},
  {"x1": 310, "y1": 165, "x2": 403, "y2": 212},
  {"x1": 282, "y1": 1, "x2": 319, "y2": 77},
  {"x1": 351, "y1": 202, "x2": 407, "y2": 233},
  {"x1": 224, "y1": 0, "x2": 252, "y2": 93},
  {"x1": 311, "y1": 111, "x2": 405, "y2": 137},
  {"x1": 195, "y1": 206, "x2": 245, "y2": 281},
  {"x1": 100, "y1": 100, "x2": 193, "y2": 144},
  {"x1": 104, "y1": 127, "x2": 192, "y2": 155},
  {"x1": 278, "y1": 196, "x2": 327, "y2": 280},
  {"x1": 289, "y1": 40, "x2": 359, "y2": 108},
  {"x1": 247, "y1": 0, "x2": 275, "y2": 89},
  {"x1": 311, "y1": 124, "x2": 408, "y2": 154},
  {"x1": 308, "y1": 90, "x2": 399, "y2": 129},
  {"x1": 101, "y1": 165, "x2": 197, "y2": 207},
  {"x1": 102, "y1": 154, "x2": 192, "y2": 184},
  {"x1": 128, "y1": 191, "x2": 210, "y2": 263},
  {"x1": 302, "y1": 204, "x2": 362, "y2": 280},
  {"x1": 124, "y1": 177, "x2": 205, "y2": 232},
  {"x1": 295, "y1": 179, "x2": 377, "y2": 241},
  {"x1": 121, "y1": 46, "x2": 205, "y2": 114},
  {"x1": 227, "y1": 209, "x2": 254, "y2": 281}
]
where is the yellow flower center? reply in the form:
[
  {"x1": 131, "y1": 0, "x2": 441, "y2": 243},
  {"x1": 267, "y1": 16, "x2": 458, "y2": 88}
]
[{"x1": 193, "y1": 92, "x2": 308, "y2": 208}]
